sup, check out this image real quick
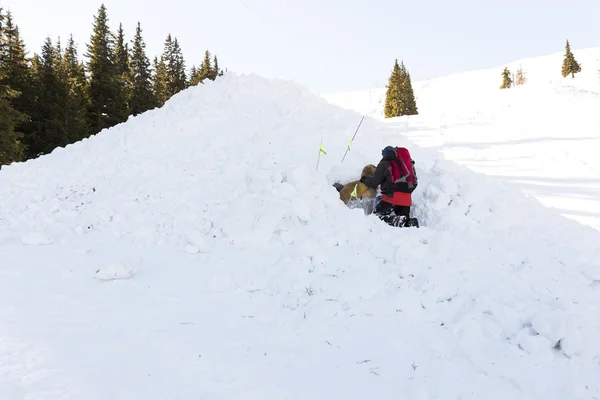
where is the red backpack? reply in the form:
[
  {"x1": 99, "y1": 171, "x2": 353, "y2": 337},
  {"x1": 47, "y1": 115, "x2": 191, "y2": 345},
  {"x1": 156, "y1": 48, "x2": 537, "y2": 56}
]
[{"x1": 389, "y1": 147, "x2": 418, "y2": 193}]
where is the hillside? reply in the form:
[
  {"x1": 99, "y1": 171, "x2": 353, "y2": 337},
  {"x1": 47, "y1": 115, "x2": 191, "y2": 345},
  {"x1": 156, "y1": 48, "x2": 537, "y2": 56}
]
[
  {"x1": 323, "y1": 47, "x2": 600, "y2": 230},
  {"x1": 1, "y1": 72, "x2": 600, "y2": 399}
]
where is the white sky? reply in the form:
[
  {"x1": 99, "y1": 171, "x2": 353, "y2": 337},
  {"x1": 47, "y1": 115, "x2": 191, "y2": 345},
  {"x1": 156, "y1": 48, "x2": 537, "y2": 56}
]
[{"x1": 3, "y1": 0, "x2": 600, "y2": 93}]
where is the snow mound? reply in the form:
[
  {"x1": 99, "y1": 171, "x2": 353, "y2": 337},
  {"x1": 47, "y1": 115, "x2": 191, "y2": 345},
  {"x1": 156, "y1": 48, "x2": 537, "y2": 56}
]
[
  {"x1": 0, "y1": 71, "x2": 600, "y2": 399},
  {"x1": 95, "y1": 263, "x2": 135, "y2": 281}
]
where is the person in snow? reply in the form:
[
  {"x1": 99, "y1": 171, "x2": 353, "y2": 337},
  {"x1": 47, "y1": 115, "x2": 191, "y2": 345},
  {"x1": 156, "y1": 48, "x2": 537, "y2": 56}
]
[{"x1": 360, "y1": 145, "x2": 419, "y2": 228}]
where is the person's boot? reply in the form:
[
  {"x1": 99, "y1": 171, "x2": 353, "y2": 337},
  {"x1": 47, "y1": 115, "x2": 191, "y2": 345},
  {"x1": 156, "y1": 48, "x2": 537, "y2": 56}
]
[
  {"x1": 404, "y1": 217, "x2": 419, "y2": 228},
  {"x1": 391, "y1": 215, "x2": 407, "y2": 227}
]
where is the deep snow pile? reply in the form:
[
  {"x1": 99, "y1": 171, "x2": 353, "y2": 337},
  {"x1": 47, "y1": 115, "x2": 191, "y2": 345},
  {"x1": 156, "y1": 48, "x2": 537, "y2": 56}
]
[
  {"x1": 1, "y1": 72, "x2": 600, "y2": 399},
  {"x1": 324, "y1": 47, "x2": 600, "y2": 230}
]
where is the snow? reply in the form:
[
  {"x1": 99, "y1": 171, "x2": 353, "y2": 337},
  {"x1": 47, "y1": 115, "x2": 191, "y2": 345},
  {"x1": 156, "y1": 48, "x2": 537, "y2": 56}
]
[
  {"x1": 323, "y1": 46, "x2": 600, "y2": 231},
  {"x1": 1, "y1": 64, "x2": 600, "y2": 399}
]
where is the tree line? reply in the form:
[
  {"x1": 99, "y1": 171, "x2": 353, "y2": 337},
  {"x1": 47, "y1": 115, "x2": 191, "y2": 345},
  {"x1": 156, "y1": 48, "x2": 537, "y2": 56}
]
[
  {"x1": 0, "y1": 3, "x2": 224, "y2": 166},
  {"x1": 501, "y1": 39, "x2": 583, "y2": 89}
]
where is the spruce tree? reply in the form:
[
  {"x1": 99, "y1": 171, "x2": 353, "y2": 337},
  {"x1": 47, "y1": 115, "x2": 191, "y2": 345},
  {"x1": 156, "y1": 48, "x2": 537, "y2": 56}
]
[
  {"x1": 514, "y1": 65, "x2": 526, "y2": 86},
  {"x1": 384, "y1": 59, "x2": 402, "y2": 118},
  {"x1": 85, "y1": 4, "x2": 122, "y2": 133},
  {"x1": 189, "y1": 65, "x2": 199, "y2": 86},
  {"x1": 198, "y1": 50, "x2": 212, "y2": 83},
  {"x1": 152, "y1": 56, "x2": 169, "y2": 106},
  {"x1": 0, "y1": 11, "x2": 34, "y2": 149},
  {"x1": 129, "y1": 22, "x2": 156, "y2": 115},
  {"x1": 0, "y1": 8, "x2": 25, "y2": 165},
  {"x1": 113, "y1": 23, "x2": 130, "y2": 119},
  {"x1": 27, "y1": 37, "x2": 69, "y2": 157},
  {"x1": 62, "y1": 35, "x2": 91, "y2": 142},
  {"x1": 500, "y1": 67, "x2": 512, "y2": 89},
  {"x1": 0, "y1": 78, "x2": 24, "y2": 165},
  {"x1": 208, "y1": 55, "x2": 221, "y2": 80},
  {"x1": 561, "y1": 40, "x2": 581, "y2": 78},
  {"x1": 400, "y1": 64, "x2": 418, "y2": 115}
]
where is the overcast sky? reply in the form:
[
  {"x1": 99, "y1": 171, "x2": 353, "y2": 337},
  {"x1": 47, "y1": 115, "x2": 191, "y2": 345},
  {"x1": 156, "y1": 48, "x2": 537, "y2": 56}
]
[{"x1": 4, "y1": 0, "x2": 600, "y2": 93}]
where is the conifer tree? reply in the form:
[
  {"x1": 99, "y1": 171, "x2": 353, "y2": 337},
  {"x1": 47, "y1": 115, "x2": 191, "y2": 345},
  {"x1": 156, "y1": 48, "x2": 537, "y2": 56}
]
[
  {"x1": 561, "y1": 40, "x2": 581, "y2": 78},
  {"x1": 384, "y1": 59, "x2": 402, "y2": 118},
  {"x1": 384, "y1": 59, "x2": 418, "y2": 117},
  {"x1": 113, "y1": 23, "x2": 130, "y2": 119},
  {"x1": 208, "y1": 55, "x2": 221, "y2": 80},
  {"x1": 400, "y1": 64, "x2": 418, "y2": 115},
  {"x1": 0, "y1": 11, "x2": 34, "y2": 147},
  {"x1": 500, "y1": 67, "x2": 512, "y2": 89},
  {"x1": 27, "y1": 37, "x2": 69, "y2": 157},
  {"x1": 129, "y1": 22, "x2": 156, "y2": 115},
  {"x1": 0, "y1": 75, "x2": 24, "y2": 164},
  {"x1": 188, "y1": 65, "x2": 199, "y2": 86},
  {"x1": 198, "y1": 50, "x2": 212, "y2": 83},
  {"x1": 85, "y1": 4, "x2": 122, "y2": 133},
  {"x1": 62, "y1": 35, "x2": 91, "y2": 142},
  {"x1": 152, "y1": 56, "x2": 169, "y2": 106},
  {"x1": 514, "y1": 65, "x2": 526, "y2": 86},
  {"x1": 0, "y1": 8, "x2": 25, "y2": 165}
]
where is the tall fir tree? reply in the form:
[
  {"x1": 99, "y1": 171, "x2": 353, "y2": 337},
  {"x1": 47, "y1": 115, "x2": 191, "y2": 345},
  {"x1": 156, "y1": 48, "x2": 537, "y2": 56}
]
[
  {"x1": 561, "y1": 40, "x2": 581, "y2": 78},
  {"x1": 129, "y1": 22, "x2": 156, "y2": 115},
  {"x1": 152, "y1": 56, "x2": 169, "y2": 106},
  {"x1": 160, "y1": 35, "x2": 187, "y2": 96},
  {"x1": 85, "y1": 4, "x2": 123, "y2": 133},
  {"x1": 500, "y1": 67, "x2": 513, "y2": 89},
  {"x1": 209, "y1": 55, "x2": 222, "y2": 80},
  {"x1": 384, "y1": 59, "x2": 418, "y2": 117},
  {"x1": 188, "y1": 65, "x2": 198, "y2": 86},
  {"x1": 0, "y1": 78, "x2": 24, "y2": 165},
  {"x1": 198, "y1": 50, "x2": 212, "y2": 83},
  {"x1": 384, "y1": 59, "x2": 402, "y2": 118},
  {"x1": 27, "y1": 37, "x2": 69, "y2": 157},
  {"x1": 0, "y1": 7, "x2": 25, "y2": 165},
  {"x1": 400, "y1": 63, "x2": 418, "y2": 115},
  {"x1": 62, "y1": 35, "x2": 91, "y2": 143},
  {"x1": 0, "y1": 10, "x2": 34, "y2": 152},
  {"x1": 113, "y1": 23, "x2": 130, "y2": 119}
]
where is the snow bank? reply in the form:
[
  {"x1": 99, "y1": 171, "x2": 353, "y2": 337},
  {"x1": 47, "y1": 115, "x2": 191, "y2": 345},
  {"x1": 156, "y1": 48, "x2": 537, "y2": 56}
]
[{"x1": 1, "y1": 72, "x2": 600, "y2": 399}]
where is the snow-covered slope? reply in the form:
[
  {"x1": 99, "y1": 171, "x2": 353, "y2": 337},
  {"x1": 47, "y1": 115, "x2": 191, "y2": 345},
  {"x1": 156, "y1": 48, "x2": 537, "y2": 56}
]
[
  {"x1": 1, "y1": 72, "x2": 600, "y2": 399},
  {"x1": 323, "y1": 47, "x2": 600, "y2": 230}
]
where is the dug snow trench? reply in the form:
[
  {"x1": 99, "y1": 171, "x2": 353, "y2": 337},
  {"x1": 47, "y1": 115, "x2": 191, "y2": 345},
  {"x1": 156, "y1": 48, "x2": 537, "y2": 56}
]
[{"x1": 1, "y1": 73, "x2": 600, "y2": 400}]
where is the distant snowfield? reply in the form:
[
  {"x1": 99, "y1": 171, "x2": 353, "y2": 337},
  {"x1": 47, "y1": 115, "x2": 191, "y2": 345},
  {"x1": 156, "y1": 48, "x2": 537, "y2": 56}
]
[
  {"x1": 323, "y1": 47, "x2": 600, "y2": 231},
  {"x1": 1, "y1": 64, "x2": 600, "y2": 399}
]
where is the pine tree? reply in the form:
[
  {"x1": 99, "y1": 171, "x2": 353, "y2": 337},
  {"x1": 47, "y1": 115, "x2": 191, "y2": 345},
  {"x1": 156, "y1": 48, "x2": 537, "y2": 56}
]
[
  {"x1": 113, "y1": 23, "x2": 130, "y2": 119},
  {"x1": 188, "y1": 65, "x2": 199, "y2": 86},
  {"x1": 400, "y1": 64, "x2": 418, "y2": 115},
  {"x1": 152, "y1": 56, "x2": 169, "y2": 106},
  {"x1": 198, "y1": 50, "x2": 212, "y2": 83},
  {"x1": 514, "y1": 65, "x2": 526, "y2": 86},
  {"x1": 27, "y1": 37, "x2": 69, "y2": 157},
  {"x1": 62, "y1": 35, "x2": 91, "y2": 142},
  {"x1": 129, "y1": 22, "x2": 156, "y2": 115},
  {"x1": 85, "y1": 4, "x2": 122, "y2": 133},
  {"x1": 0, "y1": 78, "x2": 24, "y2": 165},
  {"x1": 500, "y1": 67, "x2": 512, "y2": 89},
  {"x1": 0, "y1": 10, "x2": 34, "y2": 151},
  {"x1": 384, "y1": 59, "x2": 402, "y2": 118},
  {"x1": 209, "y1": 55, "x2": 221, "y2": 80},
  {"x1": 561, "y1": 40, "x2": 581, "y2": 78},
  {"x1": 383, "y1": 59, "x2": 418, "y2": 117},
  {"x1": 0, "y1": 7, "x2": 25, "y2": 165}
]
